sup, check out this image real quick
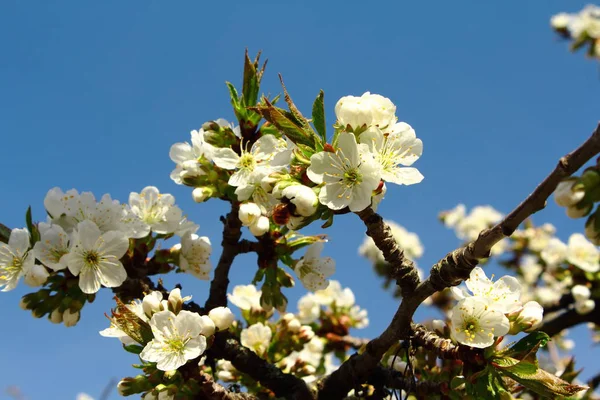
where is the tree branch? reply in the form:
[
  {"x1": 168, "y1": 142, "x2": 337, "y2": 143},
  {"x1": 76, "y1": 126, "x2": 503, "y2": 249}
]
[
  {"x1": 538, "y1": 301, "x2": 600, "y2": 337},
  {"x1": 205, "y1": 203, "x2": 244, "y2": 311},
  {"x1": 318, "y1": 122, "x2": 600, "y2": 399},
  {"x1": 208, "y1": 332, "x2": 314, "y2": 400},
  {"x1": 356, "y1": 208, "x2": 420, "y2": 296},
  {"x1": 411, "y1": 324, "x2": 484, "y2": 364},
  {"x1": 196, "y1": 371, "x2": 259, "y2": 399}
]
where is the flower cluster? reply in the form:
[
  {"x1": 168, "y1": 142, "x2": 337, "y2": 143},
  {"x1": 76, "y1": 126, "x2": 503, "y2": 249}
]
[
  {"x1": 552, "y1": 5, "x2": 600, "y2": 60},
  {"x1": 440, "y1": 204, "x2": 508, "y2": 255},
  {"x1": 448, "y1": 267, "x2": 543, "y2": 348},
  {"x1": 104, "y1": 289, "x2": 234, "y2": 398},
  {"x1": 217, "y1": 280, "x2": 367, "y2": 390},
  {"x1": 5, "y1": 186, "x2": 205, "y2": 325}
]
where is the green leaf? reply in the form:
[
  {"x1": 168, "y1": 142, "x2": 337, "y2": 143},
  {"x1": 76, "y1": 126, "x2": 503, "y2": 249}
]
[
  {"x1": 312, "y1": 90, "x2": 326, "y2": 144},
  {"x1": 251, "y1": 100, "x2": 315, "y2": 147},
  {"x1": 25, "y1": 206, "x2": 40, "y2": 246},
  {"x1": 242, "y1": 50, "x2": 262, "y2": 107},
  {"x1": 500, "y1": 361, "x2": 587, "y2": 398},
  {"x1": 0, "y1": 223, "x2": 10, "y2": 244},
  {"x1": 252, "y1": 268, "x2": 266, "y2": 285},
  {"x1": 123, "y1": 344, "x2": 144, "y2": 354},
  {"x1": 504, "y1": 331, "x2": 549, "y2": 362}
]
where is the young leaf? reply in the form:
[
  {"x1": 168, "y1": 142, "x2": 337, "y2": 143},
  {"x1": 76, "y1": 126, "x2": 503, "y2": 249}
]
[
  {"x1": 500, "y1": 361, "x2": 587, "y2": 398},
  {"x1": 312, "y1": 90, "x2": 326, "y2": 144},
  {"x1": 242, "y1": 50, "x2": 263, "y2": 107}
]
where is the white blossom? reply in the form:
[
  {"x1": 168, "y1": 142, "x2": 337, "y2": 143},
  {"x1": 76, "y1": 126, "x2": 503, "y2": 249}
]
[
  {"x1": 213, "y1": 135, "x2": 288, "y2": 188},
  {"x1": 240, "y1": 322, "x2": 272, "y2": 356},
  {"x1": 0, "y1": 228, "x2": 35, "y2": 291},
  {"x1": 228, "y1": 284, "x2": 262, "y2": 311},
  {"x1": 335, "y1": 92, "x2": 396, "y2": 130},
  {"x1": 282, "y1": 185, "x2": 318, "y2": 217},
  {"x1": 519, "y1": 255, "x2": 543, "y2": 284},
  {"x1": 572, "y1": 285, "x2": 591, "y2": 302},
  {"x1": 294, "y1": 242, "x2": 335, "y2": 292},
  {"x1": 513, "y1": 301, "x2": 544, "y2": 332},
  {"x1": 249, "y1": 216, "x2": 270, "y2": 237},
  {"x1": 452, "y1": 267, "x2": 522, "y2": 314},
  {"x1": 566, "y1": 233, "x2": 600, "y2": 272},
  {"x1": 359, "y1": 124, "x2": 423, "y2": 186},
  {"x1": 179, "y1": 233, "x2": 212, "y2": 280},
  {"x1": 313, "y1": 280, "x2": 355, "y2": 307},
  {"x1": 33, "y1": 223, "x2": 70, "y2": 271},
  {"x1": 307, "y1": 132, "x2": 380, "y2": 212},
  {"x1": 129, "y1": 186, "x2": 193, "y2": 236},
  {"x1": 140, "y1": 310, "x2": 207, "y2": 371},
  {"x1": 450, "y1": 296, "x2": 509, "y2": 348},
  {"x1": 65, "y1": 220, "x2": 129, "y2": 294},
  {"x1": 575, "y1": 299, "x2": 596, "y2": 314},
  {"x1": 297, "y1": 293, "x2": 321, "y2": 324},
  {"x1": 23, "y1": 264, "x2": 49, "y2": 287},
  {"x1": 63, "y1": 309, "x2": 80, "y2": 327},
  {"x1": 208, "y1": 307, "x2": 235, "y2": 331},
  {"x1": 554, "y1": 180, "x2": 585, "y2": 207},
  {"x1": 169, "y1": 128, "x2": 213, "y2": 184},
  {"x1": 566, "y1": 204, "x2": 592, "y2": 219},
  {"x1": 540, "y1": 237, "x2": 567, "y2": 266},
  {"x1": 143, "y1": 291, "x2": 164, "y2": 317},
  {"x1": 551, "y1": 12, "x2": 572, "y2": 30}
]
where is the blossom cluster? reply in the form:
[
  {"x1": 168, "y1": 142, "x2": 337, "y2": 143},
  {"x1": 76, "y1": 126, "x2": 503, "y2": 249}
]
[
  {"x1": 104, "y1": 289, "x2": 234, "y2": 399},
  {"x1": 220, "y1": 281, "x2": 368, "y2": 388},
  {"x1": 447, "y1": 267, "x2": 543, "y2": 348},
  {"x1": 552, "y1": 5, "x2": 600, "y2": 59},
  {"x1": 169, "y1": 91, "x2": 423, "y2": 232},
  {"x1": 3, "y1": 186, "x2": 209, "y2": 325}
]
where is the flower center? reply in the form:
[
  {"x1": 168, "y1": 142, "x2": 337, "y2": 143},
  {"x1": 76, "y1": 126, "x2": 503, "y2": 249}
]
[
  {"x1": 461, "y1": 317, "x2": 480, "y2": 342},
  {"x1": 1, "y1": 256, "x2": 24, "y2": 281},
  {"x1": 343, "y1": 168, "x2": 362, "y2": 187},
  {"x1": 165, "y1": 337, "x2": 187, "y2": 353},
  {"x1": 239, "y1": 153, "x2": 256, "y2": 171},
  {"x1": 84, "y1": 251, "x2": 100, "y2": 267}
]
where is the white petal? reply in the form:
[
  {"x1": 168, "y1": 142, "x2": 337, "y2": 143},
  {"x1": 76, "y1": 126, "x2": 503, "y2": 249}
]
[{"x1": 212, "y1": 148, "x2": 239, "y2": 170}]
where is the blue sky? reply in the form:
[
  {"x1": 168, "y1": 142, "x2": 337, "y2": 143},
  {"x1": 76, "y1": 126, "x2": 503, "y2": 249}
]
[{"x1": 1, "y1": 1, "x2": 598, "y2": 399}]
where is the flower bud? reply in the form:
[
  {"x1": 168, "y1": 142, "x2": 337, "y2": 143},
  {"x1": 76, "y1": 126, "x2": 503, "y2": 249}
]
[
  {"x1": 432, "y1": 319, "x2": 446, "y2": 333},
  {"x1": 199, "y1": 315, "x2": 216, "y2": 337},
  {"x1": 63, "y1": 309, "x2": 80, "y2": 327},
  {"x1": 208, "y1": 307, "x2": 235, "y2": 331},
  {"x1": 282, "y1": 185, "x2": 318, "y2": 217},
  {"x1": 239, "y1": 203, "x2": 262, "y2": 226},
  {"x1": 575, "y1": 299, "x2": 596, "y2": 315},
  {"x1": 142, "y1": 292, "x2": 163, "y2": 317},
  {"x1": 511, "y1": 301, "x2": 544, "y2": 333},
  {"x1": 24, "y1": 264, "x2": 49, "y2": 287},
  {"x1": 287, "y1": 318, "x2": 301, "y2": 333},
  {"x1": 299, "y1": 325, "x2": 315, "y2": 341},
  {"x1": 555, "y1": 180, "x2": 585, "y2": 207},
  {"x1": 50, "y1": 309, "x2": 63, "y2": 324},
  {"x1": 572, "y1": 285, "x2": 591, "y2": 302},
  {"x1": 19, "y1": 297, "x2": 30, "y2": 310},
  {"x1": 585, "y1": 214, "x2": 600, "y2": 245},
  {"x1": 566, "y1": 203, "x2": 592, "y2": 219},
  {"x1": 167, "y1": 288, "x2": 191, "y2": 314},
  {"x1": 388, "y1": 356, "x2": 408, "y2": 372},
  {"x1": 551, "y1": 13, "x2": 571, "y2": 30},
  {"x1": 249, "y1": 216, "x2": 270, "y2": 237},
  {"x1": 118, "y1": 375, "x2": 153, "y2": 396},
  {"x1": 192, "y1": 187, "x2": 212, "y2": 203}
]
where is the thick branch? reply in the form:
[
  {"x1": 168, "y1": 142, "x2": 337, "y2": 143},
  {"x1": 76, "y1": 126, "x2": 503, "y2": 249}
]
[
  {"x1": 538, "y1": 301, "x2": 600, "y2": 337},
  {"x1": 208, "y1": 333, "x2": 313, "y2": 400},
  {"x1": 196, "y1": 371, "x2": 259, "y2": 399},
  {"x1": 356, "y1": 208, "x2": 420, "y2": 295},
  {"x1": 318, "y1": 123, "x2": 600, "y2": 399},
  {"x1": 205, "y1": 203, "x2": 244, "y2": 311},
  {"x1": 411, "y1": 324, "x2": 484, "y2": 364}
]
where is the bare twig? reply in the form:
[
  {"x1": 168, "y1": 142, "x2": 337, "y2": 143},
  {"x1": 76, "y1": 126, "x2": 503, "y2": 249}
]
[{"x1": 318, "y1": 123, "x2": 600, "y2": 399}]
